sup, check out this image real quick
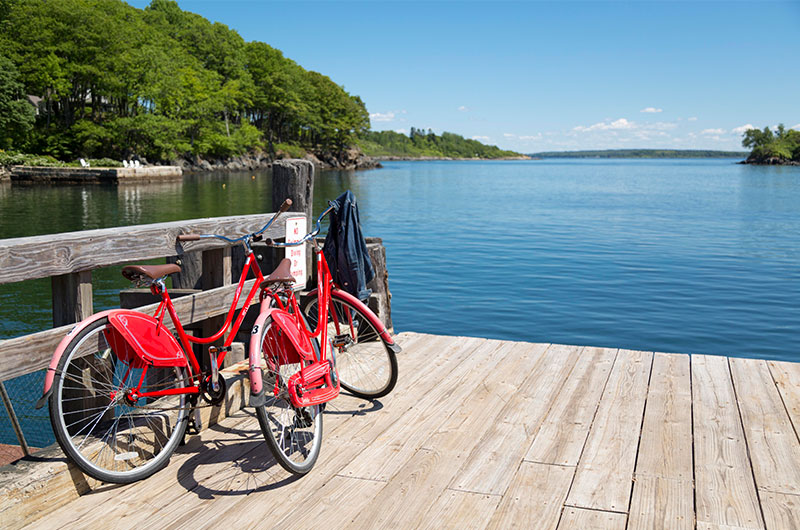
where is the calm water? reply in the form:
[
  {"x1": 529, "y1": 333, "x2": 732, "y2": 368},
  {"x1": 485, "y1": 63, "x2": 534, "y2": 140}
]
[{"x1": 2, "y1": 159, "x2": 800, "y2": 446}]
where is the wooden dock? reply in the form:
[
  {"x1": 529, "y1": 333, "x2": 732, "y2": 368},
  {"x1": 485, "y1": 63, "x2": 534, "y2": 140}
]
[
  {"x1": 9, "y1": 165, "x2": 182, "y2": 183},
  {"x1": 12, "y1": 332, "x2": 800, "y2": 528}
]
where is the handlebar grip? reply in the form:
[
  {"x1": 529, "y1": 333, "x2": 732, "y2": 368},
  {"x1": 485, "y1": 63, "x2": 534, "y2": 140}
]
[
  {"x1": 177, "y1": 234, "x2": 201, "y2": 242},
  {"x1": 278, "y1": 198, "x2": 293, "y2": 213}
]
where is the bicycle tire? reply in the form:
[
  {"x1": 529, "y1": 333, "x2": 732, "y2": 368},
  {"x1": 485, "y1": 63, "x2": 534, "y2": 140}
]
[
  {"x1": 303, "y1": 292, "x2": 398, "y2": 400},
  {"x1": 49, "y1": 317, "x2": 189, "y2": 484},
  {"x1": 254, "y1": 315, "x2": 323, "y2": 474}
]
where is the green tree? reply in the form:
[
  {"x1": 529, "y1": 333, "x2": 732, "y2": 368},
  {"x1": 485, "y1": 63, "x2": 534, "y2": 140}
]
[{"x1": 0, "y1": 54, "x2": 35, "y2": 149}]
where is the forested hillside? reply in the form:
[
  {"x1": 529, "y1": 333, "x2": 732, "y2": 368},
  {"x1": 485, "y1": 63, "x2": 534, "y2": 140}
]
[
  {"x1": 359, "y1": 128, "x2": 522, "y2": 159},
  {"x1": 0, "y1": 0, "x2": 368, "y2": 163}
]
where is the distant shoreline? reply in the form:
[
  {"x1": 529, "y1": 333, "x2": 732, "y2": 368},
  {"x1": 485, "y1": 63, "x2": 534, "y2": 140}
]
[
  {"x1": 528, "y1": 149, "x2": 748, "y2": 159},
  {"x1": 374, "y1": 155, "x2": 531, "y2": 161}
]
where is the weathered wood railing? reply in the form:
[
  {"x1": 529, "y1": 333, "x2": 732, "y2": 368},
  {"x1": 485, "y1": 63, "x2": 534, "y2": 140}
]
[{"x1": 0, "y1": 213, "x2": 293, "y2": 384}]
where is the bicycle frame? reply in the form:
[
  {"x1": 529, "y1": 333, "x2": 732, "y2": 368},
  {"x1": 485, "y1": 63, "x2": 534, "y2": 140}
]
[
  {"x1": 249, "y1": 241, "x2": 339, "y2": 408},
  {"x1": 131, "y1": 250, "x2": 267, "y2": 401}
]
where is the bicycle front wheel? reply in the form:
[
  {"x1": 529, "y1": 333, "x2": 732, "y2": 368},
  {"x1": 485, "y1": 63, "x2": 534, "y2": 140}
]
[
  {"x1": 49, "y1": 317, "x2": 189, "y2": 484},
  {"x1": 303, "y1": 293, "x2": 398, "y2": 400},
  {"x1": 254, "y1": 316, "x2": 322, "y2": 474}
]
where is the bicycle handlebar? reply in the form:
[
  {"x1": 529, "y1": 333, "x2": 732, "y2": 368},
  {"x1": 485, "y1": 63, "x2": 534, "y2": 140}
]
[
  {"x1": 265, "y1": 203, "x2": 335, "y2": 248},
  {"x1": 176, "y1": 198, "x2": 332, "y2": 247}
]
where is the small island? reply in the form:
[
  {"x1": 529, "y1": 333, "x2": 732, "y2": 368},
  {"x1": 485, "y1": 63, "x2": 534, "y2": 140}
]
[{"x1": 739, "y1": 124, "x2": 800, "y2": 165}]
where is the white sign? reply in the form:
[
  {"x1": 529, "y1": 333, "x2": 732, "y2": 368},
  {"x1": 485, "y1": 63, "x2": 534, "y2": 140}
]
[{"x1": 285, "y1": 216, "x2": 307, "y2": 290}]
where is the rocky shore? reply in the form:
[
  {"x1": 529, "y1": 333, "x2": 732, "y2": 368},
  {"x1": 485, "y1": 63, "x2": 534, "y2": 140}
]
[
  {"x1": 739, "y1": 156, "x2": 800, "y2": 166},
  {"x1": 174, "y1": 146, "x2": 381, "y2": 173}
]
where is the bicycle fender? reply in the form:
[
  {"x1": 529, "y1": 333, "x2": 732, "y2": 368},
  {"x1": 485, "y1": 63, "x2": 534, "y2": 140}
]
[
  {"x1": 308, "y1": 288, "x2": 402, "y2": 353},
  {"x1": 248, "y1": 309, "x2": 274, "y2": 403},
  {"x1": 36, "y1": 309, "x2": 187, "y2": 409},
  {"x1": 105, "y1": 310, "x2": 187, "y2": 368},
  {"x1": 36, "y1": 310, "x2": 118, "y2": 409}
]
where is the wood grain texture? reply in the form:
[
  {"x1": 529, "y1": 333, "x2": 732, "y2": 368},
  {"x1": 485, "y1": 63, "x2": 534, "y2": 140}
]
[
  {"x1": 768, "y1": 360, "x2": 800, "y2": 444},
  {"x1": 693, "y1": 354, "x2": 764, "y2": 530},
  {"x1": 566, "y1": 349, "x2": 653, "y2": 512},
  {"x1": 525, "y1": 346, "x2": 617, "y2": 466},
  {"x1": 730, "y1": 357, "x2": 800, "y2": 495},
  {"x1": 636, "y1": 352, "x2": 693, "y2": 480},
  {"x1": 0, "y1": 212, "x2": 291, "y2": 285},
  {"x1": 759, "y1": 490, "x2": 800, "y2": 529},
  {"x1": 420, "y1": 490, "x2": 501, "y2": 530},
  {"x1": 486, "y1": 461, "x2": 574, "y2": 530},
  {"x1": 557, "y1": 507, "x2": 627, "y2": 529},
  {"x1": 627, "y1": 476, "x2": 694, "y2": 530},
  {"x1": 450, "y1": 343, "x2": 583, "y2": 496}
]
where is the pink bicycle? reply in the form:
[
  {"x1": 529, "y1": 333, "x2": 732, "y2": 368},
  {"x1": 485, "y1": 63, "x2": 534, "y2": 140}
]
[{"x1": 36, "y1": 199, "x2": 399, "y2": 483}]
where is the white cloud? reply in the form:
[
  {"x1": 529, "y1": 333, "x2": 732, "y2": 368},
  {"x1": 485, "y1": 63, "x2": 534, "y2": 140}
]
[
  {"x1": 471, "y1": 135, "x2": 490, "y2": 142},
  {"x1": 458, "y1": 106, "x2": 469, "y2": 112},
  {"x1": 688, "y1": 117, "x2": 698, "y2": 121},
  {"x1": 503, "y1": 133, "x2": 515, "y2": 138},
  {"x1": 519, "y1": 134, "x2": 543, "y2": 141},
  {"x1": 395, "y1": 128, "x2": 408, "y2": 134},
  {"x1": 640, "y1": 107, "x2": 663, "y2": 113},
  {"x1": 370, "y1": 111, "x2": 396, "y2": 122},
  {"x1": 701, "y1": 128, "x2": 726, "y2": 135},
  {"x1": 732, "y1": 124, "x2": 756, "y2": 134},
  {"x1": 573, "y1": 118, "x2": 635, "y2": 132},
  {"x1": 791, "y1": 124, "x2": 800, "y2": 130}
]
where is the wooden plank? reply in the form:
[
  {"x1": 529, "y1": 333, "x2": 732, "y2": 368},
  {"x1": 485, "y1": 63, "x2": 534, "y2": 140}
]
[
  {"x1": 485, "y1": 461, "x2": 574, "y2": 530},
  {"x1": 339, "y1": 339, "x2": 532, "y2": 481},
  {"x1": 420, "y1": 490, "x2": 501, "y2": 530},
  {"x1": 627, "y1": 476, "x2": 694, "y2": 530},
  {"x1": 693, "y1": 354, "x2": 764, "y2": 530},
  {"x1": 0, "y1": 278, "x2": 259, "y2": 381},
  {"x1": 449, "y1": 344, "x2": 583, "y2": 496},
  {"x1": 270, "y1": 475, "x2": 386, "y2": 529},
  {"x1": 557, "y1": 507, "x2": 627, "y2": 529},
  {"x1": 730, "y1": 357, "x2": 800, "y2": 495},
  {"x1": 328, "y1": 335, "x2": 490, "y2": 446},
  {"x1": 634, "y1": 352, "x2": 692, "y2": 480},
  {"x1": 0, "y1": 212, "x2": 291, "y2": 285},
  {"x1": 768, "y1": 360, "x2": 800, "y2": 449},
  {"x1": 525, "y1": 346, "x2": 617, "y2": 466},
  {"x1": 565, "y1": 349, "x2": 653, "y2": 512},
  {"x1": 346, "y1": 343, "x2": 569, "y2": 528},
  {"x1": 759, "y1": 490, "x2": 800, "y2": 529}
]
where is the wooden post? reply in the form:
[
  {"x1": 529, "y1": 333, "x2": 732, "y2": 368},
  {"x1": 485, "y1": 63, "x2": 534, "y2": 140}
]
[
  {"x1": 272, "y1": 159, "x2": 314, "y2": 221},
  {"x1": 272, "y1": 159, "x2": 314, "y2": 286},
  {"x1": 51, "y1": 270, "x2": 93, "y2": 326}
]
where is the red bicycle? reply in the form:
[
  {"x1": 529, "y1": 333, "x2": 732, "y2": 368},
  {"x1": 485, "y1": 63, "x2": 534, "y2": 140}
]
[{"x1": 36, "y1": 199, "x2": 399, "y2": 483}]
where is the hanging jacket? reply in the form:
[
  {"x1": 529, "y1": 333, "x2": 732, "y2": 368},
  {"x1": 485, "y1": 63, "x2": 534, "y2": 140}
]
[{"x1": 323, "y1": 190, "x2": 375, "y2": 301}]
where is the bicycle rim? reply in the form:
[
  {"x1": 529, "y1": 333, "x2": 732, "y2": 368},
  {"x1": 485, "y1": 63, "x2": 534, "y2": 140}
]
[
  {"x1": 49, "y1": 318, "x2": 189, "y2": 484},
  {"x1": 255, "y1": 317, "x2": 322, "y2": 474},
  {"x1": 304, "y1": 295, "x2": 398, "y2": 399}
]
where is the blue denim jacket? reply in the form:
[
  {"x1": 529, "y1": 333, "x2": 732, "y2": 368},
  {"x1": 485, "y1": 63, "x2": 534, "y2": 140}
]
[{"x1": 323, "y1": 190, "x2": 375, "y2": 301}]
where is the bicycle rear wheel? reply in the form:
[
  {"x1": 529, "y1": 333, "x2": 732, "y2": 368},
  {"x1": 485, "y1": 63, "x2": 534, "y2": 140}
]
[
  {"x1": 49, "y1": 317, "x2": 189, "y2": 484},
  {"x1": 303, "y1": 293, "x2": 398, "y2": 400},
  {"x1": 254, "y1": 316, "x2": 322, "y2": 474}
]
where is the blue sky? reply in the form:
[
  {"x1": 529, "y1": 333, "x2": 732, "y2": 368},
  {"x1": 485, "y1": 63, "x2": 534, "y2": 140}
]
[{"x1": 128, "y1": 1, "x2": 800, "y2": 152}]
